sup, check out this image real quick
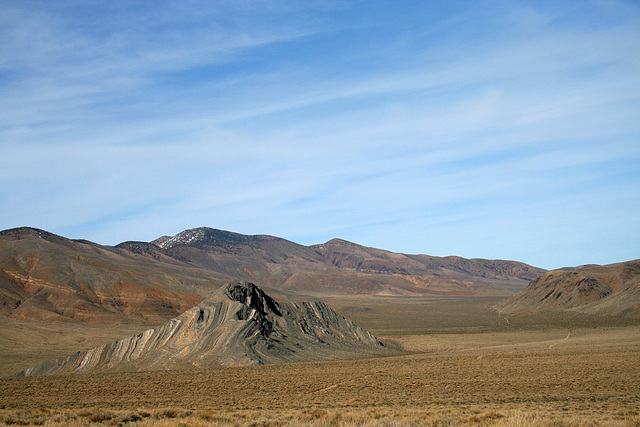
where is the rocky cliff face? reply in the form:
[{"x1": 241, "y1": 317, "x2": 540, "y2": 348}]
[{"x1": 14, "y1": 282, "x2": 385, "y2": 376}]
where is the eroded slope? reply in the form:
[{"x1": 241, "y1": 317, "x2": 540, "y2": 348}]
[{"x1": 499, "y1": 260, "x2": 640, "y2": 316}]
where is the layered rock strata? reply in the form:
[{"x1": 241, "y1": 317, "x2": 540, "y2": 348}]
[{"x1": 15, "y1": 282, "x2": 384, "y2": 376}]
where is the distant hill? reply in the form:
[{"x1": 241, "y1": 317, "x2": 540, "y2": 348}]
[
  {"x1": 0, "y1": 227, "x2": 207, "y2": 323},
  {"x1": 14, "y1": 282, "x2": 387, "y2": 376},
  {"x1": 0, "y1": 226, "x2": 546, "y2": 323},
  {"x1": 148, "y1": 227, "x2": 545, "y2": 296},
  {"x1": 499, "y1": 260, "x2": 640, "y2": 316}
]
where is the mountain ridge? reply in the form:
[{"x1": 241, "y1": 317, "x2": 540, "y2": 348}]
[
  {"x1": 1, "y1": 225, "x2": 548, "y2": 323},
  {"x1": 149, "y1": 226, "x2": 544, "y2": 294}
]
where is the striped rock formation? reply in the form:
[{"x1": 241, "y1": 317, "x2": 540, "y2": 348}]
[{"x1": 14, "y1": 282, "x2": 384, "y2": 376}]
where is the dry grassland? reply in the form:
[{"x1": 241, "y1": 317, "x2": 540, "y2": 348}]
[
  {"x1": 1, "y1": 296, "x2": 639, "y2": 426},
  {"x1": 0, "y1": 318, "x2": 156, "y2": 377}
]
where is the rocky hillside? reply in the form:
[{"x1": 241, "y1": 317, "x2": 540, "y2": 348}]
[
  {"x1": 14, "y1": 282, "x2": 386, "y2": 376},
  {"x1": 499, "y1": 260, "x2": 640, "y2": 316}
]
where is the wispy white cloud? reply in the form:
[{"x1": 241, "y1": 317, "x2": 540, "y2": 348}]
[{"x1": 0, "y1": 0, "x2": 638, "y2": 269}]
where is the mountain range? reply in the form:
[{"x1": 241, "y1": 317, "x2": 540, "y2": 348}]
[
  {"x1": 2, "y1": 225, "x2": 639, "y2": 377},
  {"x1": 1, "y1": 226, "x2": 545, "y2": 324}
]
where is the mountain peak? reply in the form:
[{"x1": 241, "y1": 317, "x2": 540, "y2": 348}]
[
  {"x1": 219, "y1": 281, "x2": 281, "y2": 316},
  {"x1": 152, "y1": 227, "x2": 208, "y2": 249},
  {"x1": 151, "y1": 227, "x2": 256, "y2": 250},
  {"x1": 0, "y1": 227, "x2": 56, "y2": 241},
  {"x1": 0, "y1": 227, "x2": 78, "y2": 247},
  {"x1": 325, "y1": 238, "x2": 356, "y2": 246}
]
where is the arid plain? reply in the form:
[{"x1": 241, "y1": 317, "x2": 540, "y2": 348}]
[{"x1": 1, "y1": 295, "x2": 639, "y2": 426}]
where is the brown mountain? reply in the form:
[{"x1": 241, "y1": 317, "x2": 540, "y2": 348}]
[
  {"x1": 150, "y1": 227, "x2": 545, "y2": 296},
  {"x1": 14, "y1": 282, "x2": 386, "y2": 376},
  {"x1": 1, "y1": 226, "x2": 546, "y2": 324},
  {"x1": 0, "y1": 227, "x2": 207, "y2": 323},
  {"x1": 499, "y1": 260, "x2": 640, "y2": 316}
]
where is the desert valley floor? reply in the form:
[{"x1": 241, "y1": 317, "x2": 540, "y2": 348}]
[{"x1": 1, "y1": 296, "x2": 639, "y2": 426}]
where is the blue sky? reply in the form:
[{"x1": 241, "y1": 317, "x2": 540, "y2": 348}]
[{"x1": 1, "y1": 1, "x2": 639, "y2": 269}]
